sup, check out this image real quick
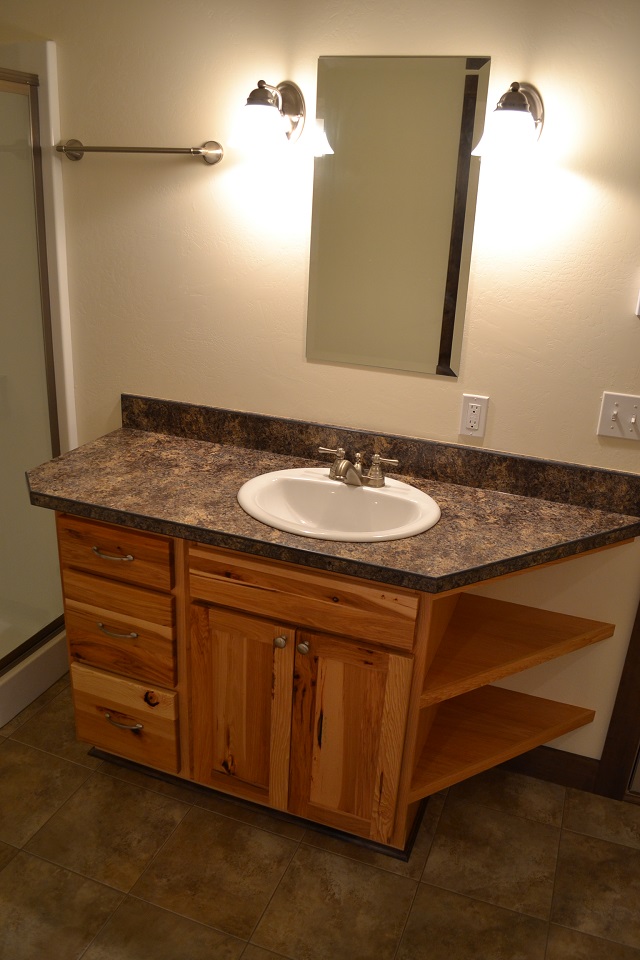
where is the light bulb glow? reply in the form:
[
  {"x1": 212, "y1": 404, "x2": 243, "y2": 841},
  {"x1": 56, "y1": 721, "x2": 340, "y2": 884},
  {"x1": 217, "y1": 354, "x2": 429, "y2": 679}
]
[
  {"x1": 231, "y1": 104, "x2": 288, "y2": 154},
  {"x1": 473, "y1": 108, "x2": 538, "y2": 158}
]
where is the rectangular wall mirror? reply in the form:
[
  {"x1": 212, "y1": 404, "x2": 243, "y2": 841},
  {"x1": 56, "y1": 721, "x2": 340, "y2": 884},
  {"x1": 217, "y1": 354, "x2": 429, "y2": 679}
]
[{"x1": 306, "y1": 56, "x2": 490, "y2": 377}]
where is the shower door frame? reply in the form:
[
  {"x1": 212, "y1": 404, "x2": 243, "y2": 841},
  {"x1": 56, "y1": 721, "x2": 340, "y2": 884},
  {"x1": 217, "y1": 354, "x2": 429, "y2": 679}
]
[{"x1": 0, "y1": 67, "x2": 64, "y2": 671}]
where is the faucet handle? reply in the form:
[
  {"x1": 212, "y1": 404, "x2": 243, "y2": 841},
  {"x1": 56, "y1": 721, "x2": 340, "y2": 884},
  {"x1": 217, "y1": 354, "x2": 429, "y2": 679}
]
[
  {"x1": 318, "y1": 446, "x2": 345, "y2": 459},
  {"x1": 318, "y1": 446, "x2": 346, "y2": 480},
  {"x1": 374, "y1": 454, "x2": 399, "y2": 468},
  {"x1": 367, "y1": 454, "x2": 400, "y2": 486}
]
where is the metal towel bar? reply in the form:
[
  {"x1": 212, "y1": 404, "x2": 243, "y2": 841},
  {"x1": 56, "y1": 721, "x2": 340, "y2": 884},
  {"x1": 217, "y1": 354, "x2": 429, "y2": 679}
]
[{"x1": 56, "y1": 138, "x2": 223, "y2": 165}]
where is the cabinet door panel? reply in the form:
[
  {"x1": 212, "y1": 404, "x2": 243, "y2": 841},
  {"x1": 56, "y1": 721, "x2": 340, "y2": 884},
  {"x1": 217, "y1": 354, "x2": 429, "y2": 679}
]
[
  {"x1": 289, "y1": 632, "x2": 412, "y2": 843},
  {"x1": 190, "y1": 605, "x2": 294, "y2": 809}
]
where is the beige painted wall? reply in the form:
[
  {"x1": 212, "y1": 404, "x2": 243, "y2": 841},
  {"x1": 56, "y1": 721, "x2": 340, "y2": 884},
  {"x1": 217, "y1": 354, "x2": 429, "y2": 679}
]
[{"x1": 2, "y1": 0, "x2": 639, "y2": 759}]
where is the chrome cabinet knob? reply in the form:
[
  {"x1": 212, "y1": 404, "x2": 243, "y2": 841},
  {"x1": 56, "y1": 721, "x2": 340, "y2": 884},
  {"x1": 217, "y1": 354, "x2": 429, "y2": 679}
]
[
  {"x1": 296, "y1": 640, "x2": 310, "y2": 655},
  {"x1": 274, "y1": 636, "x2": 288, "y2": 649}
]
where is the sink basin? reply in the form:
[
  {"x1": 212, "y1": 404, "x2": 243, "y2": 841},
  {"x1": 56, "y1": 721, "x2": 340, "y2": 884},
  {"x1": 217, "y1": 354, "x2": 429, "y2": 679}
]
[{"x1": 237, "y1": 467, "x2": 440, "y2": 542}]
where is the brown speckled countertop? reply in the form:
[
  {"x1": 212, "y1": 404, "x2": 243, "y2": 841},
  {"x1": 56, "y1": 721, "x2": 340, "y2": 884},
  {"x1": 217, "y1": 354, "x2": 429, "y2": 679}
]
[{"x1": 26, "y1": 397, "x2": 640, "y2": 593}]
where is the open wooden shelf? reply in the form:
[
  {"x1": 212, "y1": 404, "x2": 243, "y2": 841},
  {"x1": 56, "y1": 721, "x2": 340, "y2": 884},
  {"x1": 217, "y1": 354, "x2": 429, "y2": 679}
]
[
  {"x1": 409, "y1": 684, "x2": 595, "y2": 801},
  {"x1": 421, "y1": 595, "x2": 614, "y2": 708}
]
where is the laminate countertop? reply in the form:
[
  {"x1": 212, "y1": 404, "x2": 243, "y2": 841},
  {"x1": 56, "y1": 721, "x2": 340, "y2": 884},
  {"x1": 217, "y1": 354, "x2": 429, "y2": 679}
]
[{"x1": 26, "y1": 425, "x2": 640, "y2": 594}]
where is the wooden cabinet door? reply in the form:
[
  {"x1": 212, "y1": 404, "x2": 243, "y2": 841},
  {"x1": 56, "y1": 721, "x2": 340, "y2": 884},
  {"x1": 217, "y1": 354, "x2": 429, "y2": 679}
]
[
  {"x1": 190, "y1": 604, "x2": 295, "y2": 810},
  {"x1": 288, "y1": 631, "x2": 413, "y2": 844}
]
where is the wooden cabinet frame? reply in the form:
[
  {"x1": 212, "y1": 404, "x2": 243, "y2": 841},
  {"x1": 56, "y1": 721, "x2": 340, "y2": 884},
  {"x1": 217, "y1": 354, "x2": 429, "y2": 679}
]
[{"x1": 56, "y1": 515, "x2": 620, "y2": 853}]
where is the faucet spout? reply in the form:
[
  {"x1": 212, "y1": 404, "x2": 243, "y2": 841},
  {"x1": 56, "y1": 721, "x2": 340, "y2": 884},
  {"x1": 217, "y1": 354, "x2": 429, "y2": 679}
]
[
  {"x1": 318, "y1": 446, "x2": 399, "y2": 487},
  {"x1": 333, "y1": 458, "x2": 363, "y2": 486}
]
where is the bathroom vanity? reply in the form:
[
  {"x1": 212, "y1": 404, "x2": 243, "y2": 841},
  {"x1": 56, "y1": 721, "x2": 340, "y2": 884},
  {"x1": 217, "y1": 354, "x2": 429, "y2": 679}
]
[{"x1": 27, "y1": 396, "x2": 640, "y2": 852}]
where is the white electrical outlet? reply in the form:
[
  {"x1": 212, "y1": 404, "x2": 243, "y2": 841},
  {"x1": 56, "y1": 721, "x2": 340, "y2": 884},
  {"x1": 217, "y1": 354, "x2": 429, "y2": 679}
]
[
  {"x1": 460, "y1": 394, "x2": 489, "y2": 437},
  {"x1": 597, "y1": 392, "x2": 640, "y2": 441}
]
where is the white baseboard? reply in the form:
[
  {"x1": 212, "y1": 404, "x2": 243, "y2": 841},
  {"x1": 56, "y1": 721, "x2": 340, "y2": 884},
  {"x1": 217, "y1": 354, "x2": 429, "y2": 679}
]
[{"x1": 0, "y1": 633, "x2": 68, "y2": 727}]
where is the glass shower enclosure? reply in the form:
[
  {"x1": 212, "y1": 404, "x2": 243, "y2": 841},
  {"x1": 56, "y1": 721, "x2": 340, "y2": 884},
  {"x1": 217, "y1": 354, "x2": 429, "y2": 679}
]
[{"x1": 0, "y1": 68, "x2": 63, "y2": 673}]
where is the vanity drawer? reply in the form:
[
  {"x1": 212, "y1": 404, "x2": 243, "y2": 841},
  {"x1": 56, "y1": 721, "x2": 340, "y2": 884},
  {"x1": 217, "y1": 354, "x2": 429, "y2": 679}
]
[
  {"x1": 57, "y1": 514, "x2": 174, "y2": 592},
  {"x1": 188, "y1": 544, "x2": 419, "y2": 651},
  {"x1": 71, "y1": 663, "x2": 180, "y2": 773},
  {"x1": 63, "y1": 568, "x2": 176, "y2": 686}
]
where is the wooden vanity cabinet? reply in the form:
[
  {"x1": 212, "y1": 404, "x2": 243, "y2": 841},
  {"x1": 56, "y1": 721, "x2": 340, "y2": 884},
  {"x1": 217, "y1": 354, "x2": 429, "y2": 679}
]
[
  {"x1": 188, "y1": 546, "x2": 416, "y2": 844},
  {"x1": 55, "y1": 514, "x2": 617, "y2": 852}
]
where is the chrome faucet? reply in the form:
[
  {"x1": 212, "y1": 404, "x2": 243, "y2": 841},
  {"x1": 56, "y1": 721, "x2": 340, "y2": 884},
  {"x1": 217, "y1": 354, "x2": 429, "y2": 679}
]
[{"x1": 318, "y1": 447, "x2": 399, "y2": 488}]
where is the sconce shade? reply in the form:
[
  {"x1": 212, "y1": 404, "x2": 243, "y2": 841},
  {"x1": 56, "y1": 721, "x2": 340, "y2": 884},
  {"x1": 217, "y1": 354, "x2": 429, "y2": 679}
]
[
  {"x1": 495, "y1": 81, "x2": 544, "y2": 132},
  {"x1": 239, "y1": 79, "x2": 306, "y2": 148},
  {"x1": 472, "y1": 80, "x2": 543, "y2": 156}
]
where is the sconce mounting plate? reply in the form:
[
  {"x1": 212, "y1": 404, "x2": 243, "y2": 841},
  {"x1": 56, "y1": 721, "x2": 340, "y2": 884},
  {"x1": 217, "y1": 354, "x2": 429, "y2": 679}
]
[{"x1": 277, "y1": 80, "x2": 306, "y2": 142}]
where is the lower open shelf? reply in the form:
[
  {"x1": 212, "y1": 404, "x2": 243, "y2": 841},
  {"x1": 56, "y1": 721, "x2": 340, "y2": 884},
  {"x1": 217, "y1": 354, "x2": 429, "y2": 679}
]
[{"x1": 409, "y1": 684, "x2": 595, "y2": 802}]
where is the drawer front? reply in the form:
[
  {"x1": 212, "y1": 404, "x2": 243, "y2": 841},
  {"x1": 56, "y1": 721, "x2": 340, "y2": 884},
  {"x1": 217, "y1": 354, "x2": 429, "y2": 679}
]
[
  {"x1": 188, "y1": 544, "x2": 419, "y2": 651},
  {"x1": 63, "y1": 569, "x2": 176, "y2": 686},
  {"x1": 66, "y1": 606, "x2": 176, "y2": 687},
  {"x1": 57, "y1": 514, "x2": 174, "y2": 591},
  {"x1": 71, "y1": 663, "x2": 179, "y2": 773}
]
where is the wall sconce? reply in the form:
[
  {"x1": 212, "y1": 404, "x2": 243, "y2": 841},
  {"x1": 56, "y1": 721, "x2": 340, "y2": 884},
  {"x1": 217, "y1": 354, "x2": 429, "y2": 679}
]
[
  {"x1": 235, "y1": 79, "x2": 306, "y2": 149},
  {"x1": 473, "y1": 81, "x2": 544, "y2": 156}
]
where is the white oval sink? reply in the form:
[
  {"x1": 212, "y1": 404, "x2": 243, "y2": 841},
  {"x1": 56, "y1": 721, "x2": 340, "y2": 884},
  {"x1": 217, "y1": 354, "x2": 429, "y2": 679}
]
[{"x1": 237, "y1": 467, "x2": 440, "y2": 542}]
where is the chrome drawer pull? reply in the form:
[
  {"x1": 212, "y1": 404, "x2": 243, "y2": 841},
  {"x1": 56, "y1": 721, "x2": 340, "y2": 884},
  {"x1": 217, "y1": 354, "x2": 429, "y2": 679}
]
[
  {"x1": 92, "y1": 546, "x2": 134, "y2": 561},
  {"x1": 104, "y1": 712, "x2": 143, "y2": 731},
  {"x1": 97, "y1": 622, "x2": 138, "y2": 640}
]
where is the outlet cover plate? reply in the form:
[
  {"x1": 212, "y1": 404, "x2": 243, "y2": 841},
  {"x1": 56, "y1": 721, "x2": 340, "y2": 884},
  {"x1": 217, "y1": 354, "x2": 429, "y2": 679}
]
[
  {"x1": 597, "y1": 392, "x2": 640, "y2": 441},
  {"x1": 460, "y1": 394, "x2": 489, "y2": 437}
]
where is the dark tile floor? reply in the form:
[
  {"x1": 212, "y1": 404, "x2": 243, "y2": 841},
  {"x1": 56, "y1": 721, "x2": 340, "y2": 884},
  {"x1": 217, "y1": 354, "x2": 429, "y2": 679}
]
[{"x1": 2, "y1": 674, "x2": 640, "y2": 959}]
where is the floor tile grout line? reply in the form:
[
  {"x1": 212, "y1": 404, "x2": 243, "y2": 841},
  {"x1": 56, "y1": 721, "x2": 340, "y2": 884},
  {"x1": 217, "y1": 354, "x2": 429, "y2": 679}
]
[
  {"x1": 124, "y1": 890, "x2": 252, "y2": 950},
  {"x1": 2, "y1": 728, "x2": 101, "y2": 772},
  {"x1": 15, "y1": 768, "x2": 194, "y2": 894},
  {"x1": 417, "y1": 876, "x2": 555, "y2": 926},
  {"x1": 7, "y1": 845, "x2": 131, "y2": 895},
  {"x1": 390, "y1": 877, "x2": 420, "y2": 960},
  {"x1": 242, "y1": 831, "x2": 305, "y2": 952},
  {"x1": 391, "y1": 795, "x2": 448, "y2": 960},
  {"x1": 542, "y1": 782, "x2": 567, "y2": 960},
  {"x1": 444, "y1": 790, "x2": 567, "y2": 830},
  {"x1": 560, "y1": 823, "x2": 640, "y2": 852},
  {"x1": 118, "y1": 790, "x2": 197, "y2": 896},
  {"x1": 8, "y1": 761, "x2": 96, "y2": 851},
  {"x1": 90, "y1": 760, "x2": 209, "y2": 807},
  {"x1": 74, "y1": 889, "x2": 128, "y2": 960},
  {"x1": 548, "y1": 920, "x2": 640, "y2": 955}
]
